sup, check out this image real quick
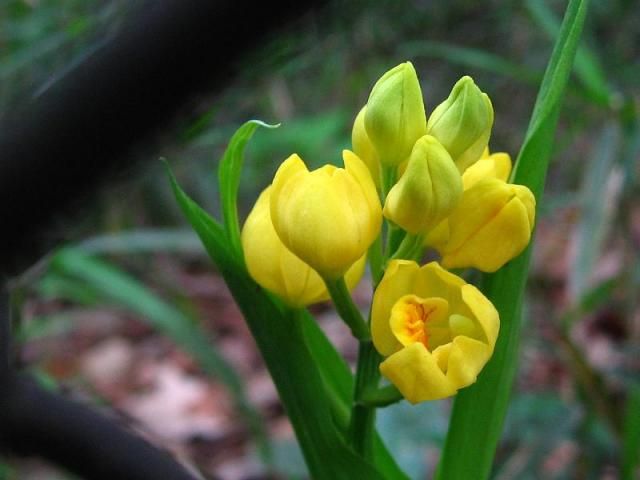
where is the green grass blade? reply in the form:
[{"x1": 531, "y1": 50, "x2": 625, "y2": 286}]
[
  {"x1": 217, "y1": 120, "x2": 279, "y2": 259},
  {"x1": 623, "y1": 385, "x2": 640, "y2": 480},
  {"x1": 48, "y1": 247, "x2": 271, "y2": 463},
  {"x1": 525, "y1": 0, "x2": 612, "y2": 107},
  {"x1": 437, "y1": 1, "x2": 590, "y2": 479},
  {"x1": 400, "y1": 40, "x2": 540, "y2": 85},
  {"x1": 77, "y1": 229, "x2": 202, "y2": 255},
  {"x1": 569, "y1": 123, "x2": 620, "y2": 301},
  {"x1": 168, "y1": 167, "x2": 394, "y2": 479}
]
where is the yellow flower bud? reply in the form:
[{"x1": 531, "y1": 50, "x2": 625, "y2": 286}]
[
  {"x1": 364, "y1": 62, "x2": 427, "y2": 167},
  {"x1": 242, "y1": 187, "x2": 366, "y2": 307},
  {"x1": 371, "y1": 260, "x2": 499, "y2": 403},
  {"x1": 270, "y1": 150, "x2": 382, "y2": 279},
  {"x1": 434, "y1": 178, "x2": 535, "y2": 272},
  {"x1": 352, "y1": 106, "x2": 381, "y2": 189},
  {"x1": 427, "y1": 76, "x2": 494, "y2": 173},
  {"x1": 383, "y1": 135, "x2": 462, "y2": 234},
  {"x1": 462, "y1": 151, "x2": 512, "y2": 190}
]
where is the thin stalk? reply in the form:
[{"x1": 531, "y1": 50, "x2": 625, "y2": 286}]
[
  {"x1": 368, "y1": 234, "x2": 384, "y2": 286},
  {"x1": 349, "y1": 340, "x2": 380, "y2": 459},
  {"x1": 324, "y1": 277, "x2": 370, "y2": 341},
  {"x1": 361, "y1": 384, "x2": 403, "y2": 408},
  {"x1": 380, "y1": 166, "x2": 397, "y2": 201},
  {"x1": 386, "y1": 225, "x2": 405, "y2": 256},
  {"x1": 391, "y1": 233, "x2": 423, "y2": 260}
]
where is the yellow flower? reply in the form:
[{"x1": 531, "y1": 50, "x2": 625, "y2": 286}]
[
  {"x1": 352, "y1": 106, "x2": 381, "y2": 189},
  {"x1": 364, "y1": 62, "x2": 427, "y2": 167},
  {"x1": 462, "y1": 150, "x2": 512, "y2": 189},
  {"x1": 433, "y1": 178, "x2": 535, "y2": 272},
  {"x1": 270, "y1": 150, "x2": 381, "y2": 279},
  {"x1": 371, "y1": 260, "x2": 499, "y2": 403},
  {"x1": 242, "y1": 187, "x2": 366, "y2": 307},
  {"x1": 426, "y1": 76, "x2": 494, "y2": 173},
  {"x1": 383, "y1": 135, "x2": 462, "y2": 234}
]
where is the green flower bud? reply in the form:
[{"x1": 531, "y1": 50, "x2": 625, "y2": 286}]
[
  {"x1": 352, "y1": 106, "x2": 381, "y2": 189},
  {"x1": 383, "y1": 135, "x2": 462, "y2": 234},
  {"x1": 365, "y1": 62, "x2": 427, "y2": 167},
  {"x1": 427, "y1": 76, "x2": 494, "y2": 173}
]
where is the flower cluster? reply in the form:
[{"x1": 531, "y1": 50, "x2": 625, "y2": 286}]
[{"x1": 241, "y1": 62, "x2": 536, "y2": 403}]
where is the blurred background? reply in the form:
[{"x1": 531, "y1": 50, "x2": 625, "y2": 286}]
[{"x1": 1, "y1": 0, "x2": 639, "y2": 478}]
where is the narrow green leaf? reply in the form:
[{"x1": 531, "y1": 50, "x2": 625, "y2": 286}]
[
  {"x1": 622, "y1": 385, "x2": 640, "y2": 480},
  {"x1": 217, "y1": 120, "x2": 279, "y2": 259},
  {"x1": 569, "y1": 123, "x2": 620, "y2": 301},
  {"x1": 168, "y1": 167, "x2": 394, "y2": 479},
  {"x1": 525, "y1": 0, "x2": 612, "y2": 107},
  {"x1": 437, "y1": 1, "x2": 590, "y2": 479}
]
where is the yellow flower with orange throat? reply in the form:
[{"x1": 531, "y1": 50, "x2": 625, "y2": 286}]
[{"x1": 371, "y1": 260, "x2": 499, "y2": 403}]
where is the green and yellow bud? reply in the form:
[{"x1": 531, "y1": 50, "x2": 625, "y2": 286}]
[
  {"x1": 270, "y1": 150, "x2": 382, "y2": 279},
  {"x1": 364, "y1": 62, "x2": 427, "y2": 167},
  {"x1": 383, "y1": 135, "x2": 462, "y2": 234},
  {"x1": 427, "y1": 76, "x2": 494, "y2": 173},
  {"x1": 242, "y1": 187, "x2": 366, "y2": 307},
  {"x1": 433, "y1": 178, "x2": 535, "y2": 272},
  {"x1": 352, "y1": 106, "x2": 381, "y2": 189}
]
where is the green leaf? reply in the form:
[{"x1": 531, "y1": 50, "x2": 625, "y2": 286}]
[
  {"x1": 168, "y1": 166, "x2": 396, "y2": 479},
  {"x1": 623, "y1": 385, "x2": 640, "y2": 480},
  {"x1": 569, "y1": 123, "x2": 620, "y2": 302},
  {"x1": 47, "y1": 247, "x2": 271, "y2": 463},
  {"x1": 436, "y1": 1, "x2": 590, "y2": 479},
  {"x1": 217, "y1": 120, "x2": 279, "y2": 259},
  {"x1": 525, "y1": 0, "x2": 612, "y2": 107}
]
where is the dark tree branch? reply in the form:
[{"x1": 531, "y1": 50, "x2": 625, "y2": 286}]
[
  {"x1": 0, "y1": 0, "x2": 325, "y2": 276},
  {"x1": 0, "y1": 0, "x2": 326, "y2": 477},
  {"x1": 0, "y1": 289, "x2": 8, "y2": 380},
  {"x1": 0, "y1": 374, "x2": 199, "y2": 480}
]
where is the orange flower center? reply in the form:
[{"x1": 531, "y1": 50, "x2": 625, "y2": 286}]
[{"x1": 390, "y1": 295, "x2": 449, "y2": 349}]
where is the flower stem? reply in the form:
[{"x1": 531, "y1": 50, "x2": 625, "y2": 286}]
[
  {"x1": 324, "y1": 277, "x2": 370, "y2": 341},
  {"x1": 360, "y1": 384, "x2": 403, "y2": 408},
  {"x1": 380, "y1": 166, "x2": 396, "y2": 201},
  {"x1": 368, "y1": 234, "x2": 384, "y2": 286},
  {"x1": 391, "y1": 232, "x2": 423, "y2": 260},
  {"x1": 349, "y1": 340, "x2": 380, "y2": 459}
]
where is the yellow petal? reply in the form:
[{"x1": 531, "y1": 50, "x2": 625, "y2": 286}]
[
  {"x1": 439, "y1": 179, "x2": 536, "y2": 272},
  {"x1": 351, "y1": 106, "x2": 381, "y2": 188},
  {"x1": 380, "y1": 343, "x2": 456, "y2": 403},
  {"x1": 270, "y1": 153, "x2": 381, "y2": 278},
  {"x1": 444, "y1": 336, "x2": 492, "y2": 388},
  {"x1": 243, "y1": 187, "x2": 367, "y2": 306},
  {"x1": 343, "y1": 149, "x2": 383, "y2": 239},
  {"x1": 462, "y1": 152, "x2": 512, "y2": 190},
  {"x1": 242, "y1": 187, "x2": 326, "y2": 306},
  {"x1": 423, "y1": 219, "x2": 450, "y2": 249},
  {"x1": 461, "y1": 284, "x2": 500, "y2": 347}
]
